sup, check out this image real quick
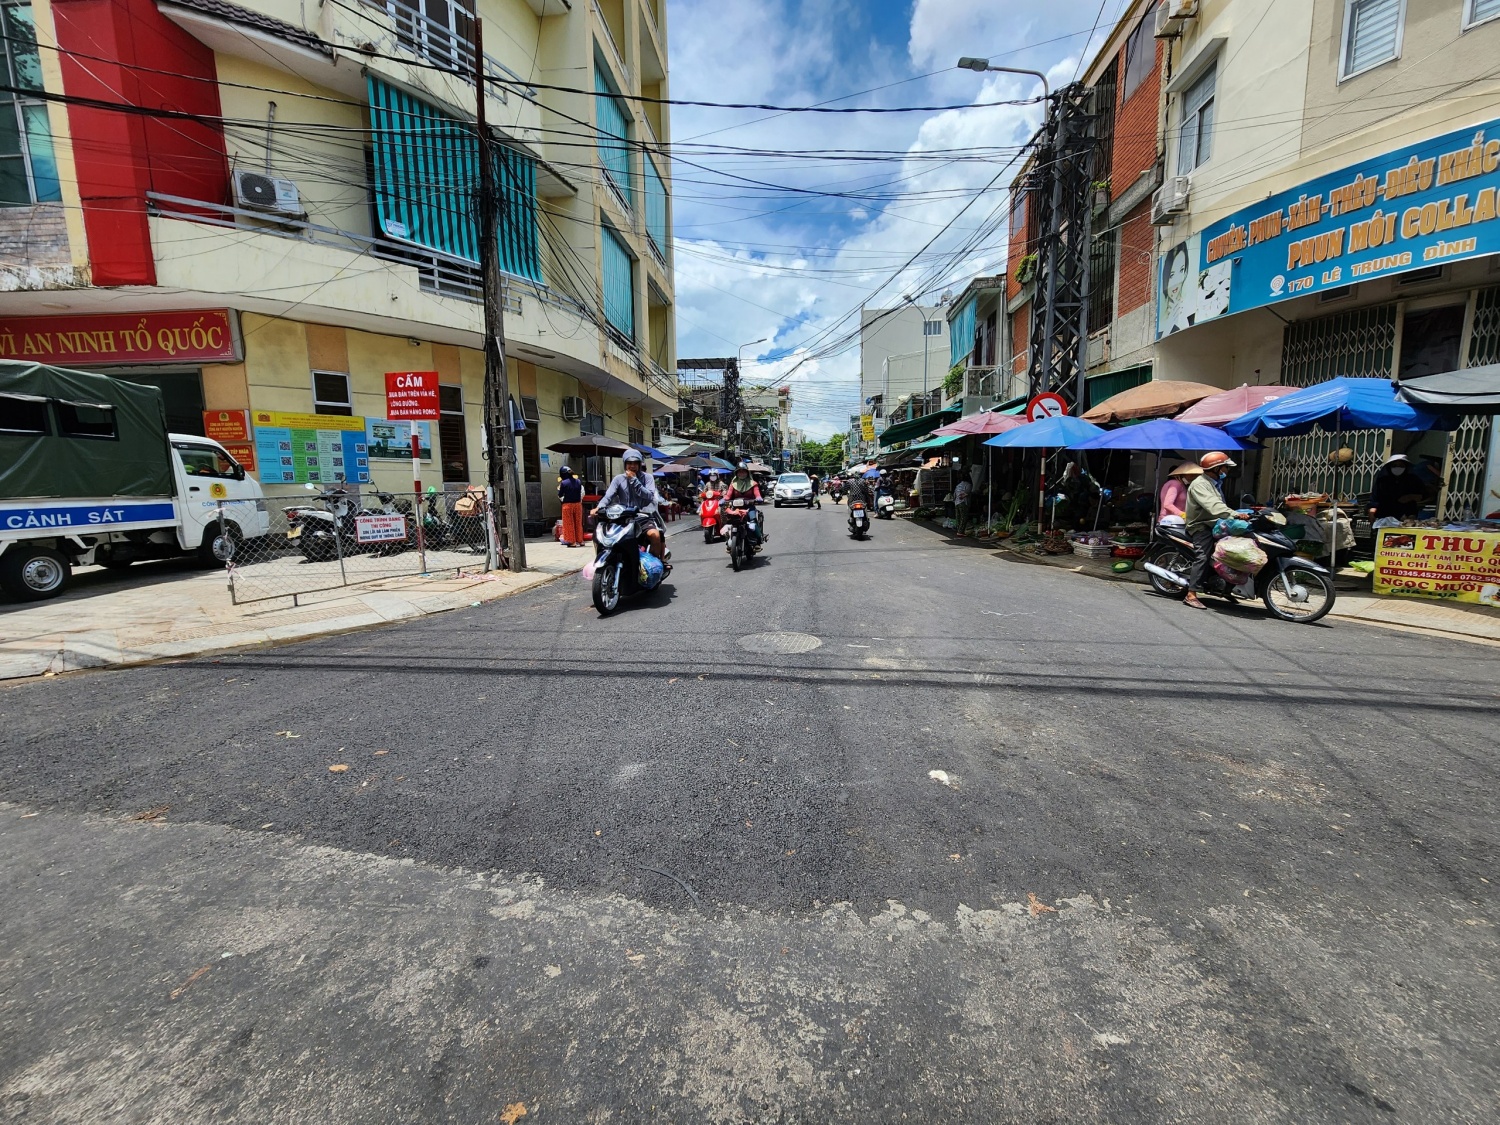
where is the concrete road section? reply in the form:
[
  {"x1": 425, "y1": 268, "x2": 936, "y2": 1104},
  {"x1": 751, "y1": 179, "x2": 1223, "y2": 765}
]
[{"x1": 2, "y1": 504, "x2": 1496, "y2": 1122}]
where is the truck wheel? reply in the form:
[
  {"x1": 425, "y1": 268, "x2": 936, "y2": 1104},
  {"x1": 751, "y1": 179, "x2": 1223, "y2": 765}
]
[
  {"x1": 198, "y1": 522, "x2": 241, "y2": 566},
  {"x1": 1, "y1": 545, "x2": 71, "y2": 601}
]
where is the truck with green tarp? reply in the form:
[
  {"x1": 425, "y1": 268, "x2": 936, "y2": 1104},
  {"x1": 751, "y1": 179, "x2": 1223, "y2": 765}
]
[{"x1": 0, "y1": 360, "x2": 268, "y2": 600}]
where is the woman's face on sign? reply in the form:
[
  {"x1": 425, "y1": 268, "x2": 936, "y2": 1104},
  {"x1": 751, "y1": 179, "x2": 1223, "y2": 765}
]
[{"x1": 1165, "y1": 251, "x2": 1188, "y2": 304}]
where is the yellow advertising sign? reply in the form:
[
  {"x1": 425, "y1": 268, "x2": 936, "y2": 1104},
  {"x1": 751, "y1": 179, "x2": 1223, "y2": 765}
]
[
  {"x1": 860, "y1": 414, "x2": 875, "y2": 441},
  {"x1": 1373, "y1": 526, "x2": 1500, "y2": 606},
  {"x1": 250, "y1": 410, "x2": 366, "y2": 433}
]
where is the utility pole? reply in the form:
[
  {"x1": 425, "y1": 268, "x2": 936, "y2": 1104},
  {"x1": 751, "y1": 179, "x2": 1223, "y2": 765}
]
[{"x1": 473, "y1": 19, "x2": 525, "y2": 571}]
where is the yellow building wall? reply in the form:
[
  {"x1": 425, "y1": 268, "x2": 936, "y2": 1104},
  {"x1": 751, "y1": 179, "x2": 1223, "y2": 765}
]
[{"x1": 237, "y1": 313, "x2": 490, "y2": 499}]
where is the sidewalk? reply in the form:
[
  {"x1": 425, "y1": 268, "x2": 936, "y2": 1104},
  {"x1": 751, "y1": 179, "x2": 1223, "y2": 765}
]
[
  {"x1": 920, "y1": 520, "x2": 1500, "y2": 646},
  {"x1": 0, "y1": 539, "x2": 589, "y2": 681}
]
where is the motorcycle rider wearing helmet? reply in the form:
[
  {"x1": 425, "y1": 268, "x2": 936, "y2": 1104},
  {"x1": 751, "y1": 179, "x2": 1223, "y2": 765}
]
[
  {"x1": 1183, "y1": 451, "x2": 1237, "y2": 610},
  {"x1": 724, "y1": 461, "x2": 764, "y2": 542},
  {"x1": 596, "y1": 448, "x2": 668, "y2": 564}
]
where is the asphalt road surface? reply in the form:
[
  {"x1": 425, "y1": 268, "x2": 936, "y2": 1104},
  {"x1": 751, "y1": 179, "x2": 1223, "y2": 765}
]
[{"x1": 2, "y1": 505, "x2": 1497, "y2": 1123}]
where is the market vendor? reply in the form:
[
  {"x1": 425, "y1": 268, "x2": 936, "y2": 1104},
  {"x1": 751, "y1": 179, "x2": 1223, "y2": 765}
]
[{"x1": 1369, "y1": 454, "x2": 1428, "y2": 522}]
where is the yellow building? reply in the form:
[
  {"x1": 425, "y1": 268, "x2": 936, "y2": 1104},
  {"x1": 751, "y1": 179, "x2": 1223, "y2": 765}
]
[{"x1": 0, "y1": 0, "x2": 676, "y2": 526}]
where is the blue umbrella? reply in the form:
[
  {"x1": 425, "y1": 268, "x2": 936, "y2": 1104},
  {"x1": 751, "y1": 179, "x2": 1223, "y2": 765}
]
[
  {"x1": 983, "y1": 415, "x2": 1105, "y2": 448},
  {"x1": 863, "y1": 469, "x2": 881, "y2": 479},
  {"x1": 1072, "y1": 418, "x2": 1250, "y2": 451},
  {"x1": 1222, "y1": 377, "x2": 1456, "y2": 438},
  {"x1": 1222, "y1": 376, "x2": 1457, "y2": 573}
]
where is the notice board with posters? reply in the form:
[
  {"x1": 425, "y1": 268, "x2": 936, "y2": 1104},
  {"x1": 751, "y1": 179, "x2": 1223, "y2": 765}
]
[
  {"x1": 1373, "y1": 526, "x2": 1500, "y2": 606},
  {"x1": 251, "y1": 411, "x2": 371, "y2": 485}
]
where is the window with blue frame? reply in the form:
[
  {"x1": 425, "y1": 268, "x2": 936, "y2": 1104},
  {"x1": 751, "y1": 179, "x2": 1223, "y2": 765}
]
[
  {"x1": 601, "y1": 224, "x2": 635, "y2": 340},
  {"x1": 595, "y1": 65, "x2": 633, "y2": 209},
  {"x1": 643, "y1": 155, "x2": 668, "y2": 261},
  {"x1": 366, "y1": 76, "x2": 541, "y2": 283},
  {"x1": 0, "y1": 2, "x2": 60, "y2": 205},
  {"x1": 948, "y1": 295, "x2": 977, "y2": 369}
]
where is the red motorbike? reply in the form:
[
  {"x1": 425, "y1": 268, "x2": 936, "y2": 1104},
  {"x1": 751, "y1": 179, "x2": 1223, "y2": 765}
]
[{"x1": 699, "y1": 492, "x2": 722, "y2": 543}]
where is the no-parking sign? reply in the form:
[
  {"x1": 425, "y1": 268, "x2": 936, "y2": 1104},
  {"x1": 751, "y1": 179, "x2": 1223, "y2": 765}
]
[{"x1": 1026, "y1": 392, "x2": 1069, "y2": 422}]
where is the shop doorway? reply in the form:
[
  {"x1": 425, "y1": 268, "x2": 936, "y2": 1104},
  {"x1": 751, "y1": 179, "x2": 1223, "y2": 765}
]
[
  {"x1": 1398, "y1": 305, "x2": 1463, "y2": 381},
  {"x1": 439, "y1": 384, "x2": 469, "y2": 483},
  {"x1": 105, "y1": 369, "x2": 205, "y2": 435}
]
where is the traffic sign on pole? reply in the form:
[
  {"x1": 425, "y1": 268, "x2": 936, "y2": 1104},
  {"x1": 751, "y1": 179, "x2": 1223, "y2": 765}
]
[{"x1": 1026, "y1": 392, "x2": 1069, "y2": 423}]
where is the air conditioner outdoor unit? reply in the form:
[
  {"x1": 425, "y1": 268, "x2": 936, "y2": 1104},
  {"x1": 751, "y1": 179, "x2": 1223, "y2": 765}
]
[
  {"x1": 1151, "y1": 176, "x2": 1192, "y2": 224},
  {"x1": 1155, "y1": 0, "x2": 1198, "y2": 38},
  {"x1": 561, "y1": 395, "x2": 586, "y2": 422},
  {"x1": 232, "y1": 169, "x2": 303, "y2": 217}
]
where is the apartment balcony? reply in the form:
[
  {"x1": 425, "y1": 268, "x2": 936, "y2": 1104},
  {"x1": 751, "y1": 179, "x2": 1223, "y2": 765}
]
[{"x1": 964, "y1": 365, "x2": 1028, "y2": 403}]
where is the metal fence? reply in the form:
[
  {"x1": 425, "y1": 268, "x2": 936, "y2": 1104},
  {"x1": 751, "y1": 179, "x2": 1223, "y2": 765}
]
[{"x1": 219, "y1": 490, "x2": 496, "y2": 605}]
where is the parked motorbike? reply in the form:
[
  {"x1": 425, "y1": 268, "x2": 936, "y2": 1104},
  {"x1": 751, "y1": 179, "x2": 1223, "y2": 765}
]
[
  {"x1": 875, "y1": 493, "x2": 895, "y2": 520},
  {"x1": 419, "y1": 486, "x2": 453, "y2": 550},
  {"x1": 848, "y1": 500, "x2": 870, "y2": 540},
  {"x1": 287, "y1": 486, "x2": 411, "y2": 562},
  {"x1": 722, "y1": 498, "x2": 764, "y2": 572},
  {"x1": 699, "y1": 493, "x2": 722, "y2": 543},
  {"x1": 1141, "y1": 509, "x2": 1336, "y2": 624},
  {"x1": 590, "y1": 505, "x2": 669, "y2": 615}
]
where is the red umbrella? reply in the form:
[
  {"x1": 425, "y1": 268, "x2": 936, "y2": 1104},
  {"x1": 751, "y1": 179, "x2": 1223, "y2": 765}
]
[
  {"x1": 1176, "y1": 384, "x2": 1293, "y2": 426},
  {"x1": 930, "y1": 411, "x2": 1027, "y2": 437}
]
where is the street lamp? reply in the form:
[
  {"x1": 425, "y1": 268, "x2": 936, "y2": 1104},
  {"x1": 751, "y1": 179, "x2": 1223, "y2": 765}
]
[
  {"x1": 738, "y1": 337, "x2": 768, "y2": 367},
  {"x1": 956, "y1": 57, "x2": 1049, "y2": 101}
]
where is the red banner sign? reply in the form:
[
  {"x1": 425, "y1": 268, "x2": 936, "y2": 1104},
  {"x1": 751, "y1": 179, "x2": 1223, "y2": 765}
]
[
  {"x1": 385, "y1": 370, "x2": 440, "y2": 421},
  {"x1": 222, "y1": 442, "x2": 257, "y2": 474},
  {"x1": 0, "y1": 309, "x2": 240, "y2": 366},
  {"x1": 202, "y1": 409, "x2": 251, "y2": 444}
]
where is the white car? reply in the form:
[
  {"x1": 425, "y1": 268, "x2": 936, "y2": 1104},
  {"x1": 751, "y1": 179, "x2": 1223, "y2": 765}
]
[{"x1": 773, "y1": 472, "x2": 814, "y2": 507}]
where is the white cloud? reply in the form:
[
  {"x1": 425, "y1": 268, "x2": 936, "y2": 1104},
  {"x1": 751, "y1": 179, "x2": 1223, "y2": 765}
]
[{"x1": 664, "y1": 0, "x2": 1135, "y2": 438}]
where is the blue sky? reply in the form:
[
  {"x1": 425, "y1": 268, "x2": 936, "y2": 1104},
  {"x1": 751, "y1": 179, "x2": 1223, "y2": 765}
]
[{"x1": 664, "y1": 0, "x2": 1139, "y2": 437}]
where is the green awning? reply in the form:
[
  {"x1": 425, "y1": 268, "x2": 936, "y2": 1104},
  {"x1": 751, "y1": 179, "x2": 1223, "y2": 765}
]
[
  {"x1": 878, "y1": 405, "x2": 961, "y2": 447},
  {"x1": 907, "y1": 432, "x2": 963, "y2": 450}
]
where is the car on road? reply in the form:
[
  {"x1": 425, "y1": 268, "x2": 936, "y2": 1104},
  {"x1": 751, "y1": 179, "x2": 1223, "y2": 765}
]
[{"x1": 773, "y1": 473, "x2": 815, "y2": 508}]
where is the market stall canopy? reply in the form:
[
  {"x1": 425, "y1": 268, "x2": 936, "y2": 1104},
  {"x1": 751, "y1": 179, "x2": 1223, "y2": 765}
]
[
  {"x1": 930, "y1": 411, "x2": 1027, "y2": 437},
  {"x1": 656, "y1": 461, "x2": 698, "y2": 473},
  {"x1": 1081, "y1": 380, "x2": 1222, "y2": 424},
  {"x1": 659, "y1": 452, "x2": 735, "y2": 470},
  {"x1": 1396, "y1": 363, "x2": 1500, "y2": 414},
  {"x1": 746, "y1": 460, "x2": 774, "y2": 473},
  {"x1": 906, "y1": 432, "x2": 964, "y2": 450},
  {"x1": 631, "y1": 443, "x2": 670, "y2": 460},
  {"x1": 1175, "y1": 383, "x2": 1293, "y2": 426},
  {"x1": 546, "y1": 434, "x2": 634, "y2": 455},
  {"x1": 1071, "y1": 418, "x2": 1250, "y2": 451},
  {"x1": 983, "y1": 415, "x2": 1105, "y2": 448},
  {"x1": 877, "y1": 405, "x2": 961, "y2": 447},
  {"x1": 1222, "y1": 377, "x2": 1458, "y2": 439}
]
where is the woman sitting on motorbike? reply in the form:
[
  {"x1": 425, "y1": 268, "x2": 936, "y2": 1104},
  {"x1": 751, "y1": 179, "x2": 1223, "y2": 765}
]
[{"x1": 723, "y1": 461, "x2": 764, "y2": 540}]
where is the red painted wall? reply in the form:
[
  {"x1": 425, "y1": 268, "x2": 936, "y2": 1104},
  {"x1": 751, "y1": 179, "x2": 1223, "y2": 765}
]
[{"x1": 51, "y1": 0, "x2": 227, "y2": 286}]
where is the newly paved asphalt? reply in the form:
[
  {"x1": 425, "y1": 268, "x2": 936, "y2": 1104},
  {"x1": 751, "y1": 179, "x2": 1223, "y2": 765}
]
[{"x1": 2, "y1": 504, "x2": 1497, "y2": 1122}]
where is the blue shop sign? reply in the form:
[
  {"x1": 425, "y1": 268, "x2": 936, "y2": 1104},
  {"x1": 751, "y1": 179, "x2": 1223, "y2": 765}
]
[{"x1": 1158, "y1": 118, "x2": 1500, "y2": 338}]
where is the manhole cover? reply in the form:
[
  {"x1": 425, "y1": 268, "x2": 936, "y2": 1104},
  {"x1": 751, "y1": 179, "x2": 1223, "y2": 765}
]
[{"x1": 737, "y1": 631, "x2": 823, "y2": 655}]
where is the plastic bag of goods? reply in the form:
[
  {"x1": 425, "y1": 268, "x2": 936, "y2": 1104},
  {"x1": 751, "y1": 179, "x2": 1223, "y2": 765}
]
[
  {"x1": 638, "y1": 551, "x2": 665, "y2": 586},
  {"x1": 1215, "y1": 535, "x2": 1267, "y2": 575},
  {"x1": 1213, "y1": 559, "x2": 1254, "y2": 586}
]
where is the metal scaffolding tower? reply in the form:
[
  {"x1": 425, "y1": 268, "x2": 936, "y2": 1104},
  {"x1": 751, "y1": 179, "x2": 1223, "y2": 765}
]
[{"x1": 1025, "y1": 82, "x2": 1102, "y2": 410}]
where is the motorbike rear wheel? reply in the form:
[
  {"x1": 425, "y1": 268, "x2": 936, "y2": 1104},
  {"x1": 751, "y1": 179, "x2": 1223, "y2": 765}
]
[
  {"x1": 1262, "y1": 565, "x2": 1335, "y2": 624},
  {"x1": 1145, "y1": 543, "x2": 1192, "y2": 597},
  {"x1": 592, "y1": 562, "x2": 621, "y2": 615}
]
